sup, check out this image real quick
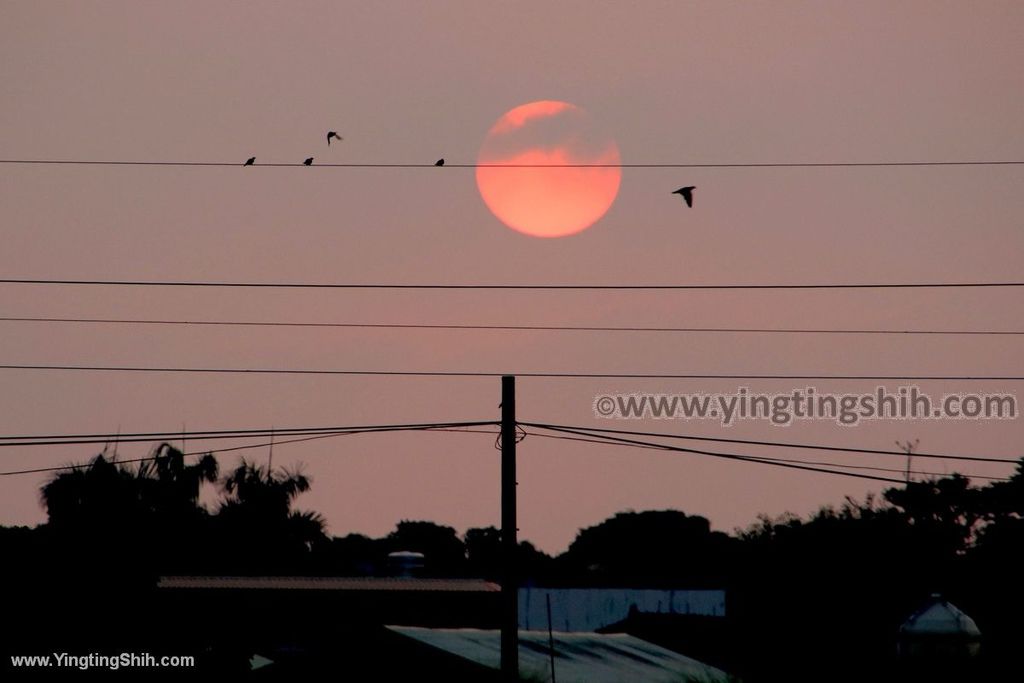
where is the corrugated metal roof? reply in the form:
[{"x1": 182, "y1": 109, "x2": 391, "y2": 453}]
[
  {"x1": 157, "y1": 576, "x2": 500, "y2": 592},
  {"x1": 388, "y1": 627, "x2": 728, "y2": 683}
]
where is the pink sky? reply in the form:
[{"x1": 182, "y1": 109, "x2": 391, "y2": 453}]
[{"x1": 1, "y1": 2, "x2": 1022, "y2": 553}]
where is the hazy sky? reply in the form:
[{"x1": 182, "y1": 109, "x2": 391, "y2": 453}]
[{"x1": 2, "y1": 1, "x2": 1022, "y2": 553}]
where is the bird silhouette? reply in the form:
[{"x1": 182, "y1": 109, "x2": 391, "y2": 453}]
[
  {"x1": 672, "y1": 186, "x2": 696, "y2": 208},
  {"x1": 244, "y1": 157, "x2": 255, "y2": 166},
  {"x1": 303, "y1": 157, "x2": 314, "y2": 166},
  {"x1": 327, "y1": 131, "x2": 342, "y2": 146},
  {"x1": 435, "y1": 158, "x2": 445, "y2": 166}
]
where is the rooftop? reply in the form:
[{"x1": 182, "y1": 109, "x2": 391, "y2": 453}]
[
  {"x1": 388, "y1": 626, "x2": 728, "y2": 683},
  {"x1": 157, "y1": 576, "x2": 500, "y2": 593}
]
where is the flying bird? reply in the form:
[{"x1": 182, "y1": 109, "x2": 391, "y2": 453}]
[
  {"x1": 435, "y1": 158, "x2": 445, "y2": 166},
  {"x1": 672, "y1": 186, "x2": 696, "y2": 208},
  {"x1": 327, "y1": 131, "x2": 342, "y2": 146},
  {"x1": 244, "y1": 157, "x2": 255, "y2": 166},
  {"x1": 303, "y1": 157, "x2": 314, "y2": 166}
]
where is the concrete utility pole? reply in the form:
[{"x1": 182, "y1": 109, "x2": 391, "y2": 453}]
[{"x1": 501, "y1": 375, "x2": 519, "y2": 681}]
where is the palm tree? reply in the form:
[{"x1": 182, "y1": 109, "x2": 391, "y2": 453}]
[
  {"x1": 41, "y1": 444, "x2": 218, "y2": 526},
  {"x1": 41, "y1": 454, "x2": 139, "y2": 528},
  {"x1": 40, "y1": 444, "x2": 221, "y2": 575},
  {"x1": 220, "y1": 460, "x2": 311, "y2": 520},
  {"x1": 214, "y1": 459, "x2": 326, "y2": 573},
  {"x1": 137, "y1": 443, "x2": 218, "y2": 519}
]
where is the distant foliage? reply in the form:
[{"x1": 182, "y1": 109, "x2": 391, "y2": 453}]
[{"x1": 8, "y1": 447, "x2": 1024, "y2": 682}]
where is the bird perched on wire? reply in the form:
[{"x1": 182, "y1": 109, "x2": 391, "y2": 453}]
[
  {"x1": 244, "y1": 157, "x2": 255, "y2": 166},
  {"x1": 303, "y1": 157, "x2": 314, "y2": 166},
  {"x1": 435, "y1": 158, "x2": 445, "y2": 166},
  {"x1": 327, "y1": 131, "x2": 342, "y2": 146},
  {"x1": 672, "y1": 186, "x2": 696, "y2": 207}
]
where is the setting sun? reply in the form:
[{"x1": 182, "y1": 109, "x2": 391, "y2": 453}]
[{"x1": 476, "y1": 101, "x2": 621, "y2": 238}]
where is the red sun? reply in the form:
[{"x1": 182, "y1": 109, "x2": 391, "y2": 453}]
[{"x1": 476, "y1": 101, "x2": 621, "y2": 238}]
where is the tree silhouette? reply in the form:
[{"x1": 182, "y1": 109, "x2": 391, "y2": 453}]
[
  {"x1": 883, "y1": 474, "x2": 982, "y2": 556},
  {"x1": 40, "y1": 444, "x2": 217, "y2": 532},
  {"x1": 213, "y1": 459, "x2": 326, "y2": 573},
  {"x1": 386, "y1": 520, "x2": 466, "y2": 576},
  {"x1": 465, "y1": 526, "x2": 501, "y2": 577},
  {"x1": 465, "y1": 526, "x2": 554, "y2": 582},
  {"x1": 561, "y1": 510, "x2": 735, "y2": 587},
  {"x1": 142, "y1": 443, "x2": 218, "y2": 516},
  {"x1": 975, "y1": 458, "x2": 1024, "y2": 520},
  {"x1": 41, "y1": 453, "x2": 135, "y2": 529},
  {"x1": 36, "y1": 445, "x2": 221, "y2": 594},
  {"x1": 314, "y1": 533, "x2": 385, "y2": 575}
]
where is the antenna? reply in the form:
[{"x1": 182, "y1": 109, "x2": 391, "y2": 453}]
[
  {"x1": 895, "y1": 439, "x2": 920, "y2": 483},
  {"x1": 267, "y1": 426, "x2": 275, "y2": 478}
]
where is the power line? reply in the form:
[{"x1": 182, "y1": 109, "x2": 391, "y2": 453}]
[
  {"x1": 745, "y1": 456, "x2": 1007, "y2": 481},
  {"x1": 3, "y1": 418, "x2": 1008, "y2": 483},
  {"x1": 2, "y1": 316, "x2": 1021, "y2": 337},
  {"x1": 7, "y1": 418, "x2": 1009, "y2": 466},
  {"x1": 524, "y1": 423, "x2": 907, "y2": 484},
  {"x1": 0, "y1": 425, "x2": 500, "y2": 477},
  {"x1": 0, "y1": 420, "x2": 499, "y2": 447},
  {"x1": 0, "y1": 432, "x2": 347, "y2": 476},
  {"x1": 522, "y1": 429, "x2": 1010, "y2": 481},
  {"x1": 526, "y1": 423, "x2": 1015, "y2": 485},
  {"x1": 2, "y1": 159, "x2": 1024, "y2": 168},
  {"x1": 1, "y1": 364, "x2": 1020, "y2": 380},
  {"x1": 2, "y1": 278, "x2": 1023, "y2": 290},
  {"x1": 519, "y1": 422, "x2": 1022, "y2": 465}
]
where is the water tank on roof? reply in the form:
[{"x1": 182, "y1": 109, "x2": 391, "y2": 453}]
[
  {"x1": 898, "y1": 593, "x2": 981, "y2": 660},
  {"x1": 387, "y1": 550, "x2": 425, "y2": 577}
]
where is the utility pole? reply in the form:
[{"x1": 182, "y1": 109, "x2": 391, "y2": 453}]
[{"x1": 501, "y1": 375, "x2": 519, "y2": 681}]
